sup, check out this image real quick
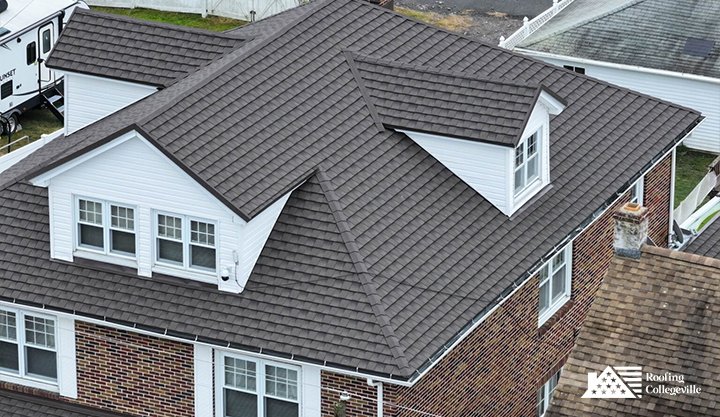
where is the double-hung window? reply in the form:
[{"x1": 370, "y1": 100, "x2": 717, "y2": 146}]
[
  {"x1": 156, "y1": 213, "x2": 216, "y2": 272},
  {"x1": 221, "y1": 354, "x2": 300, "y2": 417},
  {"x1": 538, "y1": 243, "x2": 572, "y2": 325},
  {"x1": 77, "y1": 198, "x2": 136, "y2": 256},
  {"x1": 514, "y1": 131, "x2": 540, "y2": 195},
  {"x1": 630, "y1": 176, "x2": 644, "y2": 205},
  {"x1": 0, "y1": 309, "x2": 57, "y2": 383},
  {"x1": 537, "y1": 369, "x2": 561, "y2": 416}
]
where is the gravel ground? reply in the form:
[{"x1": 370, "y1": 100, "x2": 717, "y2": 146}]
[{"x1": 395, "y1": 0, "x2": 551, "y2": 45}]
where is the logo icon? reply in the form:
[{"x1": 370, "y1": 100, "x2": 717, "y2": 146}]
[{"x1": 582, "y1": 366, "x2": 643, "y2": 398}]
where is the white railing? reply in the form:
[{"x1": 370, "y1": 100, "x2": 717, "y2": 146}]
[
  {"x1": 499, "y1": 0, "x2": 575, "y2": 50},
  {"x1": 0, "y1": 129, "x2": 63, "y2": 175},
  {"x1": 86, "y1": 0, "x2": 299, "y2": 22}
]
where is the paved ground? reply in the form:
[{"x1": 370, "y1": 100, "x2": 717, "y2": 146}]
[{"x1": 395, "y1": 0, "x2": 552, "y2": 45}]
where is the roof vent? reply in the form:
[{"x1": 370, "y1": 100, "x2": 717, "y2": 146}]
[{"x1": 0, "y1": 0, "x2": 6, "y2": 14}]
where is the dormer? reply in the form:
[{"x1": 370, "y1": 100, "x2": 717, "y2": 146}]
[
  {"x1": 349, "y1": 54, "x2": 566, "y2": 216},
  {"x1": 30, "y1": 131, "x2": 291, "y2": 293}
]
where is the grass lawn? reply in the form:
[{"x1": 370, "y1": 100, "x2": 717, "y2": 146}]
[
  {"x1": 674, "y1": 146, "x2": 718, "y2": 206},
  {"x1": 0, "y1": 108, "x2": 62, "y2": 155},
  {"x1": 92, "y1": 7, "x2": 246, "y2": 31}
]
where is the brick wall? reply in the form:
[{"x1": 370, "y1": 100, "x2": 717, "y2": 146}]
[
  {"x1": 72, "y1": 322, "x2": 195, "y2": 417},
  {"x1": 321, "y1": 372, "x2": 397, "y2": 417},
  {"x1": 322, "y1": 154, "x2": 673, "y2": 416}
]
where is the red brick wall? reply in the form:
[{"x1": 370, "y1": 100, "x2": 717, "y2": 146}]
[
  {"x1": 72, "y1": 322, "x2": 195, "y2": 417},
  {"x1": 322, "y1": 154, "x2": 673, "y2": 416},
  {"x1": 321, "y1": 372, "x2": 397, "y2": 417}
]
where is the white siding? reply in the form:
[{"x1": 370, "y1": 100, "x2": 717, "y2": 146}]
[
  {"x1": 57, "y1": 316, "x2": 77, "y2": 399},
  {"x1": 33, "y1": 131, "x2": 293, "y2": 292},
  {"x1": 301, "y1": 365, "x2": 322, "y2": 417},
  {"x1": 193, "y1": 345, "x2": 213, "y2": 417},
  {"x1": 403, "y1": 130, "x2": 513, "y2": 214},
  {"x1": 535, "y1": 57, "x2": 720, "y2": 153},
  {"x1": 64, "y1": 72, "x2": 156, "y2": 134}
]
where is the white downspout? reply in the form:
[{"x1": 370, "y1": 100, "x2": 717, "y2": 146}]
[
  {"x1": 367, "y1": 379, "x2": 383, "y2": 417},
  {"x1": 669, "y1": 147, "x2": 677, "y2": 247}
]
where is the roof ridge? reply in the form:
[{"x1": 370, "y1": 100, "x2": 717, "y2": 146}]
[
  {"x1": 315, "y1": 169, "x2": 411, "y2": 373},
  {"x1": 74, "y1": 7, "x2": 246, "y2": 39},
  {"x1": 642, "y1": 245, "x2": 720, "y2": 270}
]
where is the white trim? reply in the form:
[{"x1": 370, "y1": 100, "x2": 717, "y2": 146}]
[
  {"x1": 57, "y1": 316, "x2": 77, "y2": 398},
  {"x1": 538, "y1": 90, "x2": 565, "y2": 115},
  {"x1": 194, "y1": 344, "x2": 213, "y2": 417},
  {"x1": 73, "y1": 196, "x2": 138, "y2": 263},
  {"x1": 515, "y1": 49, "x2": 720, "y2": 86},
  {"x1": 152, "y1": 210, "x2": 219, "y2": 278}
]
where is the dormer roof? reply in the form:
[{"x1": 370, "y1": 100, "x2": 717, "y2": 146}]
[{"x1": 349, "y1": 54, "x2": 565, "y2": 146}]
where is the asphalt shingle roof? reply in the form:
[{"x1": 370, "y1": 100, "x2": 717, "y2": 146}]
[
  {"x1": 46, "y1": 8, "x2": 249, "y2": 87},
  {"x1": 0, "y1": 389, "x2": 130, "y2": 417},
  {"x1": 518, "y1": 0, "x2": 720, "y2": 79},
  {"x1": 350, "y1": 54, "x2": 556, "y2": 146},
  {"x1": 546, "y1": 246, "x2": 720, "y2": 417},
  {"x1": 686, "y1": 216, "x2": 720, "y2": 258},
  {"x1": 0, "y1": 0, "x2": 702, "y2": 379}
]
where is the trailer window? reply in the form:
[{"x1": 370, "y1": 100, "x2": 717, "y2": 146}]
[
  {"x1": 42, "y1": 29, "x2": 51, "y2": 53},
  {"x1": 26, "y1": 42, "x2": 37, "y2": 65},
  {"x1": 1, "y1": 81, "x2": 12, "y2": 100}
]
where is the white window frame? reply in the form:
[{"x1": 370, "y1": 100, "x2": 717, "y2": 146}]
[
  {"x1": 74, "y1": 196, "x2": 137, "y2": 261},
  {"x1": 514, "y1": 130, "x2": 542, "y2": 197},
  {"x1": 537, "y1": 369, "x2": 561, "y2": 417},
  {"x1": 0, "y1": 307, "x2": 59, "y2": 392},
  {"x1": 538, "y1": 242, "x2": 573, "y2": 326},
  {"x1": 154, "y1": 211, "x2": 218, "y2": 275},
  {"x1": 630, "y1": 175, "x2": 644, "y2": 205},
  {"x1": 215, "y1": 352, "x2": 301, "y2": 417}
]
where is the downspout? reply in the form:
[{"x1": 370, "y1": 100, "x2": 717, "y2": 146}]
[
  {"x1": 669, "y1": 147, "x2": 677, "y2": 246},
  {"x1": 367, "y1": 379, "x2": 383, "y2": 417}
]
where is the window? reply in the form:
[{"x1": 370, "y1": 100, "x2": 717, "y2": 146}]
[
  {"x1": 537, "y1": 370, "x2": 561, "y2": 416},
  {"x1": 0, "y1": 309, "x2": 57, "y2": 382},
  {"x1": 630, "y1": 176, "x2": 644, "y2": 205},
  {"x1": 26, "y1": 42, "x2": 37, "y2": 65},
  {"x1": 0, "y1": 80, "x2": 11, "y2": 100},
  {"x1": 563, "y1": 65, "x2": 585, "y2": 74},
  {"x1": 538, "y1": 243, "x2": 572, "y2": 324},
  {"x1": 156, "y1": 213, "x2": 216, "y2": 272},
  {"x1": 42, "y1": 29, "x2": 51, "y2": 54},
  {"x1": 514, "y1": 131, "x2": 540, "y2": 195},
  {"x1": 76, "y1": 198, "x2": 136, "y2": 256},
  {"x1": 222, "y1": 355, "x2": 299, "y2": 417}
]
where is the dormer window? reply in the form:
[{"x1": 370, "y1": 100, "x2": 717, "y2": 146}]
[
  {"x1": 77, "y1": 198, "x2": 136, "y2": 257},
  {"x1": 514, "y1": 131, "x2": 540, "y2": 195},
  {"x1": 156, "y1": 213, "x2": 217, "y2": 272}
]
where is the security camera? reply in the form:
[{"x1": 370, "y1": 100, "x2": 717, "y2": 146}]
[{"x1": 221, "y1": 267, "x2": 230, "y2": 282}]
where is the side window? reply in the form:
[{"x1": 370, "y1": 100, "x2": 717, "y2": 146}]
[
  {"x1": 0, "y1": 81, "x2": 12, "y2": 100},
  {"x1": 26, "y1": 42, "x2": 37, "y2": 65},
  {"x1": 42, "y1": 29, "x2": 51, "y2": 54},
  {"x1": 0, "y1": 309, "x2": 58, "y2": 382},
  {"x1": 76, "y1": 198, "x2": 137, "y2": 257},
  {"x1": 537, "y1": 370, "x2": 561, "y2": 416},
  {"x1": 514, "y1": 131, "x2": 541, "y2": 195},
  {"x1": 156, "y1": 213, "x2": 217, "y2": 272},
  {"x1": 630, "y1": 176, "x2": 644, "y2": 205},
  {"x1": 538, "y1": 243, "x2": 572, "y2": 325}
]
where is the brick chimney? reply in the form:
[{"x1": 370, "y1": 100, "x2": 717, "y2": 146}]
[{"x1": 613, "y1": 202, "x2": 648, "y2": 258}]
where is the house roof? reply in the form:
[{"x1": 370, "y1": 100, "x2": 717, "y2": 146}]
[
  {"x1": 0, "y1": 0, "x2": 702, "y2": 380},
  {"x1": 0, "y1": 389, "x2": 130, "y2": 417},
  {"x1": 45, "y1": 8, "x2": 248, "y2": 87},
  {"x1": 517, "y1": 0, "x2": 720, "y2": 80},
  {"x1": 349, "y1": 54, "x2": 563, "y2": 146},
  {"x1": 546, "y1": 246, "x2": 720, "y2": 417},
  {"x1": 686, "y1": 216, "x2": 720, "y2": 258}
]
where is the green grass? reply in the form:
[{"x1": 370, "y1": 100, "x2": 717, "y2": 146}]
[
  {"x1": 92, "y1": 7, "x2": 246, "y2": 31},
  {"x1": 0, "y1": 108, "x2": 63, "y2": 155},
  {"x1": 674, "y1": 146, "x2": 718, "y2": 206}
]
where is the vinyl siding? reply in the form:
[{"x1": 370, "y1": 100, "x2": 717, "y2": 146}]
[
  {"x1": 64, "y1": 72, "x2": 156, "y2": 134},
  {"x1": 537, "y1": 57, "x2": 720, "y2": 153}
]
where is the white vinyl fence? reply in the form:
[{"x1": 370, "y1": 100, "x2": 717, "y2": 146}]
[{"x1": 86, "y1": 0, "x2": 300, "y2": 22}]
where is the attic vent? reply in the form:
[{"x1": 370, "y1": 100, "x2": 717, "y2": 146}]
[{"x1": 683, "y1": 38, "x2": 715, "y2": 58}]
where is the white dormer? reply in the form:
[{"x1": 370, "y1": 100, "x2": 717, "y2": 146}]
[
  {"x1": 30, "y1": 131, "x2": 290, "y2": 293},
  {"x1": 401, "y1": 90, "x2": 565, "y2": 216}
]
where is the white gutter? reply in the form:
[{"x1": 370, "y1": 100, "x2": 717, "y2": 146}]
[
  {"x1": 367, "y1": 379, "x2": 384, "y2": 417},
  {"x1": 515, "y1": 49, "x2": 720, "y2": 85}
]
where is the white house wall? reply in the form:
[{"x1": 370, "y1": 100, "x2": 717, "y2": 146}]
[
  {"x1": 532, "y1": 56, "x2": 720, "y2": 153},
  {"x1": 64, "y1": 72, "x2": 156, "y2": 134}
]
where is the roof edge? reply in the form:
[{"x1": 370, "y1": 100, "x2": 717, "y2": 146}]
[{"x1": 642, "y1": 245, "x2": 720, "y2": 270}]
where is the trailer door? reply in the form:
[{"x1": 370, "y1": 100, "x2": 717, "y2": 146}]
[{"x1": 38, "y1": 22, "x2": 54, "y2": 84}]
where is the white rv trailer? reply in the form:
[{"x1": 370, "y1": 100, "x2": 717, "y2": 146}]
[{"x1": 0, "y1": 0, "x2": 87, "y2": 135}]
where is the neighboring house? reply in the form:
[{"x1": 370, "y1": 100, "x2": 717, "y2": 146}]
[
  {"x1": 0, "y1": 1, "x2": 703, "y2": 417},
  {"x1": 504, "y1": 0, "x2": 720, "y2": 154},
  {"x1": 545, "y1": 204, "x2": 720, "y2": 417}
]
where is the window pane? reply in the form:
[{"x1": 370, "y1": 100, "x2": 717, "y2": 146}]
[
  {"x1": 528, "y1": 155, "x2": 538, "y2": 180},
  {"x1": 79, "y1": 199, "x2": 102, "y2": 225},
  {"x1": 551, "y1": 266, "x2": 566, "y2": 301},
  {"x1": 0, "y1": 311, "x2": 16, "y2": 340},
  {"x1": 552, "y1": 251, "x2": 565, "y2": 270},
  {"x1": 266, "y1": 397, "x2": 299, "y2": 417},
  {"x1": 224, "y1": 357, "x2": 256, "y2": 392},
  {"x1": 536, "y1": 386, "x2": 546, "y2": 417},
  {"x1": 25, "y1": 316, "x2": 55, "y2": 349},
  {"x1": 79, "y1": 224, "x2": 104, "y2": 249},
  {"x1": 224, "y1": 388, "x2": 257, "y2": 417},
  {"x1": 515, "y1": 167, "x2": 525, "y2": 192},
  {"x1": 111, "y1": 230, "x2": 136, "y2": 255},
  {"x1": 528, "y1": 134, "x2": 537, "y2": 156},
  {"x1": 158, "y1": 215, "x2": 182, "y2": 240},
  {"x1": 539, "y1": 281, "x2": 550, "y2": 312},
  {"x1": 25, "y1": 346, "x2": 57, "y2": 380},
  {"x1": 191, "y1": 221, "x2": 215, "y2": 246},
  {"x1": 0, "y1": 341, "x2": 18, "y2": 372},
  {"x1": 42, "y1": 29, "x2": 51, "y2": 53},
  {"x1": 515, "y1": 144, "x2": 524, "y2": 166},
  {"x1": 191, "y1": 245, "x2": 216, "y2": 270},
  {"x1": 265, "y1": 365, "x2": 298, "y2": 401},
  {"x1": 111, "y1": 206, "x2": 134, "y2": 231},
  {"x1": 158, "y1": 239, "x2": 183, "y2": 264},
  {"x1": 26, "y1": 42, "x2": 36, "y2": 65}
]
